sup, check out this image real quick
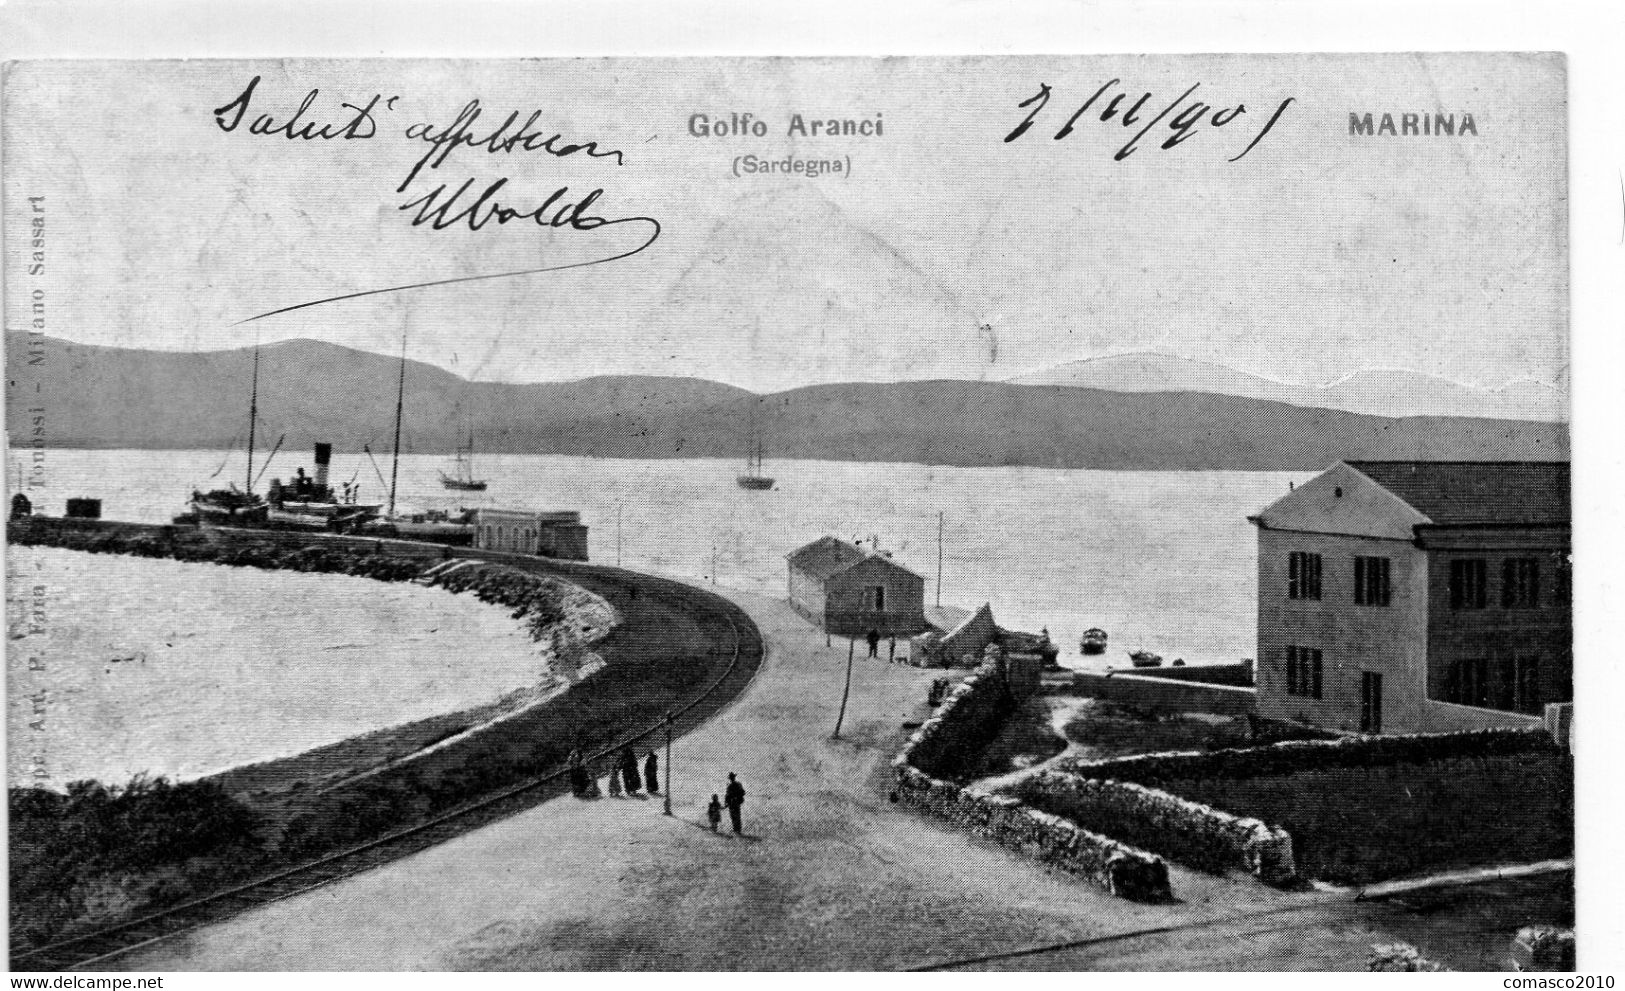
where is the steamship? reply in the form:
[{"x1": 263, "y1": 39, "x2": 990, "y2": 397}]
[{"x1": 265, "y1": 442, "x2": 381, "y2": 532}]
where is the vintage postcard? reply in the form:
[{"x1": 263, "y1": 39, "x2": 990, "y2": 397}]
[{"x1": 4, "y1": 54, "x2": 1575, "y2": 972}]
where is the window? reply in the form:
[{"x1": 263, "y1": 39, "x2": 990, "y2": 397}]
[
  {"x1": 1516, "y1": 656, "x2": 1542, "y2": 715},
  {"x1": 1354, "y1": 556, "x2": 1392, "y2": 606},
  {"x1": 1285, "y1": 646, "x2": 1323, "y2": 699},
  {"x1": 1288, "y1": 552, "x2": 1322, "y2": 600},
  {"x1": 1554, "y1": 552, "x2": 1572, "y2": 607},
  {"x1": 863, "y1": 585, "x2": 886, "y2": 611},
  {"x1": 1494, "y1": 657, "x2": 1517, "y2": 711},
  {"x1": 1441, "y1": 657, "x2": 1490, "y2": 707},
  {"x1": 1441, "y1": 655, "x2": 1543, "y2": 714},
  {"x1": 1448, "y1": 558, "x2": 1487, "y2": 609},
  {"x1": 1501, "y1": 557, "x2": 1541, "y2": 609}
]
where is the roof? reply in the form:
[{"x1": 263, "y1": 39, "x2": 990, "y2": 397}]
[
  {"x1": 1343, "y1": 461, "x2": 1569, "y2": 527},
  {"x1": 787, "y1": 535, "x2": 923, "y2": 580}
]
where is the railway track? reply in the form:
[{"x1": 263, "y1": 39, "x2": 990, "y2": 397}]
[{"x1": 10, "y1": 546, "x2": 765, "y2": 972}]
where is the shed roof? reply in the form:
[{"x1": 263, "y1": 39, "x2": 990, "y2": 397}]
[
  {"x1": 1343, "y1": 461, "x2": 1569, "y2": 527},
  {"x1": 787, "y1": 535, "x2": 923, "y2": 581}
]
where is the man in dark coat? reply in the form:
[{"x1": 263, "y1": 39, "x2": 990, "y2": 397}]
[
  {"x1": 644, "y1": 750, "x2": 659, "y2": 794},
  {"x1": 620, "y1": 745, "x2": 642, "y2": 794},
  {"x1": 866, "y1": 629, "x2": 881, "y2": 658},
  {"x1": 724, "y1": 772, "x2": 746, "y2": 835}
]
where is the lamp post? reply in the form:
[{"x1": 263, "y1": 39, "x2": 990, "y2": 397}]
[{"x1": 663, "y1": 711, "x2": 674, "y2": 816}]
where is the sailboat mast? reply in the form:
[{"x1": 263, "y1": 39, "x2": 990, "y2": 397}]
[
  {"x1": 246, "y1": 345, "x2": 260, "y2": 494},
  {"x1": 388, "y1": 335, "x2": 407, "y2": 517}
]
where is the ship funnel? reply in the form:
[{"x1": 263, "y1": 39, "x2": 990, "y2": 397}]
[{"x1": 314, "y1": 443, "x2": 332, "y2": 489}]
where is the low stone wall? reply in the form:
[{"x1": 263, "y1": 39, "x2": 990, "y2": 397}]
[
  {"x1": 1057, "y1": 726, "x2": 1552, "y2": 786},
  {"x1": 1071, "y1": 671, "x2": 1257, "y2": 716},
  {"x1": 893, "y1": 660, "x2": 1171, "y2": 901},
  {"x1": 1009, "y1": 771, "x2": 1296, "y2": 885},
  {"x1": 1106, "y1": 662, "x2": 1253, "y2": 687},
  {"x1": 1422, "y1": 699, "x2": 1545, "y2": 734}
]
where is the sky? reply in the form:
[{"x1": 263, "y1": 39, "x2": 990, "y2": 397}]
[{"x1": 3, "y1": 54, "x2": 1568, "y2": 398}]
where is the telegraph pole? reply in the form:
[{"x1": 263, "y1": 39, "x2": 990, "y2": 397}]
[
  {"x1": 616, "y1": 504, "x2": 623, "y2": 567},
  {"x1": 662, "y1": 711, "x2": 673, "y2": 816},
  {"x1": 833, "y1": 636, "x2": 855, "y2": 738},
  {"x1": 936, "y1": 511, "x2": 945, "y2": 607}
]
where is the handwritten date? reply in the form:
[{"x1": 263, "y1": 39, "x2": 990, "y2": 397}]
[{"x1": 1004, "y1": 80, "x2": 1294, "y2": 162}]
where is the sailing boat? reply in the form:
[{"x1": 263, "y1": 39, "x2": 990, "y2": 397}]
[
  {"x1": 736, "y1": 401, "x2": 775, "y2": 490},
  {"x1": 367, "y1": 335, "x2": 477, "y2": 541},
  {"x1": 186, "y1": 345, "x2": 270, "y2": 527},
  {"x1": 439, "y1": 431, "x2": 488, "y2": 491}
]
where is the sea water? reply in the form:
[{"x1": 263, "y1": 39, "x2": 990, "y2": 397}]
[
  {"x1": 13, "y1": 448, "x2": 1310, "y2": 662},
  {"x1": 6, "y1": 546, "x2": 556, "y2": 789}
]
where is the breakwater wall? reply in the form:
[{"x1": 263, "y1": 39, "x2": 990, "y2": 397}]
[
  {"x1": 893, "y1": 658, "x2": 1171, "y2": 901},
  {"x1": 8, "y1": 514, "x2": 768, "y2": 957},
  {"x1": 9, "y1": 515, "x2": 612, "y2": 646}
]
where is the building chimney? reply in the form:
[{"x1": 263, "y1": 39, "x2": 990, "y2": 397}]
[{"x1": 314, "y1": 443, "x2": 332, "y2": 489}]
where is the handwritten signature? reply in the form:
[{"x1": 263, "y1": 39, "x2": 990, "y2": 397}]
[
  {"x1": 1003, "y1": 80, "x2": 1294, "y2": 162},
  {"x1": 210, "y1": 77, "x2": 662, "y2": 324}
]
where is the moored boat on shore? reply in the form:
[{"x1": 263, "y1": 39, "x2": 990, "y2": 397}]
[
  {"x1": 187, "y1": 487, "x2": 268, "y2": 527},
  {"x1": 1128, "y1": 649, "x2": 1163, "y2": 668},
  {"x1": 1081, "y1": 627, "x2": 1109, "y2": 655}
]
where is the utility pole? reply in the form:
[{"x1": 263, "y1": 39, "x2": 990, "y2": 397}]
[
  {"x1": 833, "y1": 636, "x2": 855, "y2": 738},
  {"x1": 711, "y1": 544, "x2": 718, "y2": 585},
  {"x1": 616, "y1": 504, "x2": 623, "y2": 568},
  {"x1": 388, "y1": 333, "x2": 407, "y2": 518},
  {"x1": 246, "y1": 342, "x2": 260, "y2": 495},
  {"x1": 663, "y1": 711, "x2": 674, "y2": 816},
  {"x1": 936, "y1": 510, "x2": 945, "y2": 607}
]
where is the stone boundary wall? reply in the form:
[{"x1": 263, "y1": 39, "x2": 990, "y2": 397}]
[
  {"x1": 1057, "y1": 726, "x2": 1553, "y2": 786},
  {"x1": 1070, "y1": 671, "x2": 1257, "y2": 716},
  {"x1": 1105, "y1": 662, "x2": 1253, "y2": 687},
  {"x1": 1009, "y1": 771, "x2": 1296, "y2": 885},
  {"x1": 893, "y1": 660, "x2": 1172, "y2": 901}
]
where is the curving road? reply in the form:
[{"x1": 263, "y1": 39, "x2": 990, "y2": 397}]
[{"x1": 108, "y1": 585, "x2": 1326, "y2": 971}]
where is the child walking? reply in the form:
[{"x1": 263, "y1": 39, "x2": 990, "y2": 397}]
[{"x1": 706, "y1": 794, "x2": 723, "y2": 832}]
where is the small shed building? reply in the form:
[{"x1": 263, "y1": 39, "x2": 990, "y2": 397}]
[{"x1": 786, "y1": 536, "x2": 927, "y2": 637}]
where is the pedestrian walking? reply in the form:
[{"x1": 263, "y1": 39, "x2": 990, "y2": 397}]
[
  {"x1": 888, "y1": 636, "x2": 897, "y2": 662},
  {"x1": 568, "y1": 748, "x2": 589, "y2": 798},
  {"x1": 866, "y1": 628, "x2": 881, "y2": 658},
  {"x1": 724, "y1": 772, "x2": 746, "y2": 835},
  {"x1": 620, "y1": 745, "x2": 642, "y2": 794},
  {"x1": 607, "y1": 762, "x2": 623, "y2": 797},
  {"x1": 707, "y1": 794, "x2": 723, "y2": 832},
  {"x1": 645, "y1": 750, "x2": 659, "y2": 795}
]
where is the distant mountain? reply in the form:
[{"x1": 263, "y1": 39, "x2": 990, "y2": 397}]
[
  {"x1": 6, "y1": 335, "x2": 1567, "y2": 470},
  {"x1": 1010, "y1": 353, "x2": 1568, "y2": 423}
]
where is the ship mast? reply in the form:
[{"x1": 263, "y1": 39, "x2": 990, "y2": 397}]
[
  {"x1": 246, "y1": 343, "x2": 260, "y2": 494},
  {"x1": 388, "y1": 334, "x2": 407, "y2": 517}
]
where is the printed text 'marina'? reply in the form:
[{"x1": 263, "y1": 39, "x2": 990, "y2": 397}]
[{"x1": 1004, "y1": 80, "x2": 1294, "y2": 162}]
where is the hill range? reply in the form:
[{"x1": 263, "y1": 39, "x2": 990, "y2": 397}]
[{"x1": 5, "y1": 335, "x2": 1567, "y2": 471}]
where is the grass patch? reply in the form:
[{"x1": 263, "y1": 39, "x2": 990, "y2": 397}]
[
  {"x1": 1161, "y1": 752, "x2": 1573, "y2": 884},
  {"x1": 963, "y1": 696, "x2": 1066, "y2": 779},
  {"x1": 1061, "y1": 701, "x2": 1332, "y2": 759}
]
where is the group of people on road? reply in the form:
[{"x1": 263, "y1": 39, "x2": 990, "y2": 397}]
[
  {"x1": 566, "y1": 748, "x2": 748, "y2": 835},
  {"x1": 866, "y1": 628, "x2": 898, "y2": 662},
  {"x1": 567, "y1": 745, "x2": 659, "y2": 799}
]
